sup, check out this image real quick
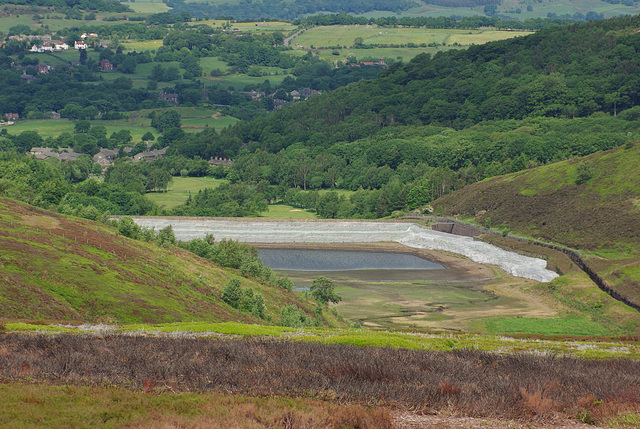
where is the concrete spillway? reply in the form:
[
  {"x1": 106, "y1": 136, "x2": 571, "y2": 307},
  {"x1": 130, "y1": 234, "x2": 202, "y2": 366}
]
[{"x1": 132, "y1": 218, "x2": 559, "y2": 283}]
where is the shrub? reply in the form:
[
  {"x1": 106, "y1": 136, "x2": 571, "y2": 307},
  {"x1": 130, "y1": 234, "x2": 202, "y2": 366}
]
[
  {"x1": 311, "y1": 276, "x2": 342, "y2": 305},
  {"x1": 575, "y1": 161, "x2": 594, "y2": 185},
  {"x1": 222, "y1": 278, "x2": 242, "y2": 308},
  {"x1": 117, "y1": 216, "x2": 141, "y2": 239},
  {"x1": 272, "y1": 275, "x2": 293, "y2": 291},
  {"x1": 280, "y1": 305, "x2": 312, "y2": 327}
]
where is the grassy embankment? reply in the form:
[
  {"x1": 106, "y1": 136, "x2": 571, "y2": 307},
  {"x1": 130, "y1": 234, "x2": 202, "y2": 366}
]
[{"x1": 433, "y1": 141, "x2": 640, "y2": 333}]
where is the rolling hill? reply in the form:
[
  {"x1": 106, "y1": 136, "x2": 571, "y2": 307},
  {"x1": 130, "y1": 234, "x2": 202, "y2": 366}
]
[
  {"x1": 0, "y1": 197, "x2": 321, "y2": 325},
  {"x1": 433, "y1": 141, "x2": 640, "y2": 309}
]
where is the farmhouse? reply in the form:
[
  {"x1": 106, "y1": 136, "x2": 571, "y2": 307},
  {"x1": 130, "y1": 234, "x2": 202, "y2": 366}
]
[
  {"x1": 74, "y1": 41, "x2": 88, "y2": 50},
  {"x1": 99, "y1": 59, "x2": 114, "y2": 71},
  {"x1": 4, "y1": 113, "x2": 19, "y2": 121},
  {"x1": 34, "y1": 64, "x2": 52, "y2": 75},
  {"x1": 157, "y1": 91, "x2": 179, "y2": 105},
  {"x1": 352, "y1": 58, "x2": 387, "y2": 68}
]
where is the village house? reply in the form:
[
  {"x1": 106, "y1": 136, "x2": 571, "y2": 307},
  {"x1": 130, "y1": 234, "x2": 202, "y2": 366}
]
[
  {"x1": 291, "y1": 88, "x2": 322, "y2": 101},
  {"x1": 273, "y1": 99, "x2": 291, "y2": 110},
  {"x1": 34, "y1": 64, "x2": 52, "y2": 75},
  {"x1": 239, "y1": 90, "x2": 264, "y2": 100},
  {"x1": 74, "y1": 41, "x2": 88, "y2": 50},
  {"x1": 4, "y1": 113, "x2": 19, "y2": 121},
  {"x1": 29, "y1": 147, "x2": 82, "y2": 162},
  {"x1": 93, "y1": 148, "x2": 119, "y2": 170},
  {"x1": 352, "y1": 58, "x2": 387, "y2": 68},
  {"x1": 133, "y1": 147, "x2": 168, "y2": 162},
  {"x1": 54, "y1": 42, "x2": 69, "y2": 51},
  {"x1": 99, "y1": 59, "x2": 113, "y2": 71},
  {"x1": 157, "y1": 91, "x2": 179, "y2": 105},
  {"x1": 208, "y1": 156, "x2": 234, "y2": 167},
  {"x1": 21, "y1": 73, "x2": 35, "y2": 83}
]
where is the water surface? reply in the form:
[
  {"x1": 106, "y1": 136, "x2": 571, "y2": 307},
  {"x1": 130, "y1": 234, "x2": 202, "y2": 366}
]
[{"x1": 258, "y1": 249, "x2": 443, "y2": 271}]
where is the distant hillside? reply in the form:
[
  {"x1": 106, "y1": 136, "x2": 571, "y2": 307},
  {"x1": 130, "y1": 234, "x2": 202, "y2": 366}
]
[
  {"x1": 0, "y1": 198, "x2": 319, "y2": 324},
  {"x1": 433, "y1": 141, "x2": 640, "y2": 307}
]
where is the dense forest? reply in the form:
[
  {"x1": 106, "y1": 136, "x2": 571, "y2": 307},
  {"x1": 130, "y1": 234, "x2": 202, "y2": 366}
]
[{"x1": 4, "y1": 14, "x2": 640, "y2": 220}]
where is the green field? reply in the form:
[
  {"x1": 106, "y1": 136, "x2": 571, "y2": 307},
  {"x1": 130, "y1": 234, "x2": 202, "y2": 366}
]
[
  {"x1": 127, "y1": 0, "x2": 171, "y2": 13},
  {"x1": 199, "y1": 56, "x2": 232, "y2": 73},
  {"x1": 202, "y1": 73, "x2": 288, "y2": 90},
  {"x1": 198, "y1": 20, "x2": 297, "y2": 33},
  {"x1": 261, "y1": 204, "x2": 318, "y2": 219},
  {"x1": 121, "y1": 39, "x2": 165, "y2": 52},
  {"x1": 146, "y1": 176, "x2": 227, "y2": 209},
  {"x1": 6, "y1": 120, "x2": 151, "y2": 141},
  {"x1": 292, "y1": 26, "x2": 533, "y2": 49}
]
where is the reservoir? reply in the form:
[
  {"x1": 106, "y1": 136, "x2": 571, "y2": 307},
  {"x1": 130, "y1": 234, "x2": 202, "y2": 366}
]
[{"x1": 258, "y1": 249, "x2": 443, "y2": 271}]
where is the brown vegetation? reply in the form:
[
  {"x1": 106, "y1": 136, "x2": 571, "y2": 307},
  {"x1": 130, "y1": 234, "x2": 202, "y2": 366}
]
[{"x1": 1, "y1": 333, "x2": 639, "y2": 425}]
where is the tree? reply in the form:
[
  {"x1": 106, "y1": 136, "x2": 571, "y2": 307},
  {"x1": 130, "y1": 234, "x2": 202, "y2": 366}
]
[
  {"x1": 119, "y1": 56, "x2": 137, "y2": 74},
  {"x1": 14, "y1": 131, "x2": 43, "y2": 152},
  {"x1": 60, "y1": 103, "x2": 83, "y2": 120},
  {"x1": 74, "y1": 120, "x2": 91, "y2": 134},
  {"x1": 310, "y1": 276, "x2": 342, "y2": 305},
  {"x1": 152, "y1": 110, "x2": 182, "y2": 132},
  {"x1": 222, "y1": 278, "x2": 242, "y2": 308},
  {"x1": 141, "y1": 131, "x2": 155, "y2": 141}
]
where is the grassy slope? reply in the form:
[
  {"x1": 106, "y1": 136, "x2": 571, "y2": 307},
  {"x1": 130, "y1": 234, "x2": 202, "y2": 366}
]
[
  {"x1": 0, "y1": 198, "x2": 324, "y2": 325},
  {"x1": 433, "y1": 141, "x2": 640, "y2": 309}
]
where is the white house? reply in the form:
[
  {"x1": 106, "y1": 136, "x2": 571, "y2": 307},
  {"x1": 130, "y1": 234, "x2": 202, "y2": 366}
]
[{"x1": 74, "y1": 41, "x2": 88, "y2": 50}]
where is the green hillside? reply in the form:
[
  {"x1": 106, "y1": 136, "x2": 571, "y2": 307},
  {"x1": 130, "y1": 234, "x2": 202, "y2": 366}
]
[
  {"x1": 433, "y1": 141, "x2": 640, "y2": 308},
  {"x1": 0, "y1": 198, "x2": 323, "y2": 325}
]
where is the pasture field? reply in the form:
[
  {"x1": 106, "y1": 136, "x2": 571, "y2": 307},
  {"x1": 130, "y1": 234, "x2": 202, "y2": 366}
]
[
  {"x1": 5, "y1": 119, "x2": 75, "y2": 137},
  {"x1": 5, "y1": 117, "x2": 231, "y2": 141},
  {"x1": 198, "y1": 20, "x2": 297, "y2": 33},
  {"x1": 261, "y1": 204, "x2": 318, "y2": 219},
  {"x1": 0, "y1": 13, "x2": 148, "y2": 33},
  {"x1": 498, "y1": 0, "x2": 640, "y2": 19},
  {"x1": 146, "y1": 176, "x2": 227, "y2": 210},
  {"x1": 199, "y1": 56, "x2": 231, "y2": 73},
  {"x1": 292, "y1": 26, "x2": 533, "y2": 50},
  {"x1": 202, "y1": 73, "x2": 288, "y2": 90},
  {"x1": 293, "y1": 46, "x2": 459, "y2": 64},
  {"x1": 121, "y1": 39, "x2": 165, "y2": 52},
  {"x1": 126, "y1": 0, "x2": 171, "y2": 14}
]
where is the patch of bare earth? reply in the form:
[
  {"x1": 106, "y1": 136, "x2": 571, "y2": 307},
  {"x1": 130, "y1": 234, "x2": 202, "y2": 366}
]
[{"x1": 393, "y1": 412, "x2": 603, "y2": 428}]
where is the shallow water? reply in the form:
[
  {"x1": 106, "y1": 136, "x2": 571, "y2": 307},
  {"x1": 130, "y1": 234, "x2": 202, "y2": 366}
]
[{"x1": 258, "y1": 249, "x2": 443, "y2": 272}]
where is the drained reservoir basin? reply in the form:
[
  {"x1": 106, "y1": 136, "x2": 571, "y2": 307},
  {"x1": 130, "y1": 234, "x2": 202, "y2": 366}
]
[
  {"x1": 131, "y1": 218, "x2": 559, "y2": 330},
  {"x1": 132, "y1": 218, "x2": 558, "y2": 282}
]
